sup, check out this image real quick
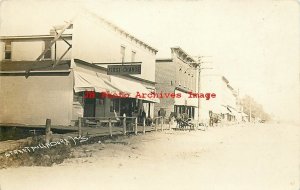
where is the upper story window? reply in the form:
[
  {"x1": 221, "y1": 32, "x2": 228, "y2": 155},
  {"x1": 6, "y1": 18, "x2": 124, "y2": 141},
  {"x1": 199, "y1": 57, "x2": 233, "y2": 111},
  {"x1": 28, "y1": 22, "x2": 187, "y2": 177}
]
[
  {"x1": 43, "y1": 40, "x2": 52, "y2": 60},
  {"x1": 120, "y1": 45, "x2": 125, "y2": 62},
  {"x1": 4, "y1": 41, "x2": 12, "y2": 60},
  {"x1": 131, "y1": 51, "x2": 136, "y2": 62},
  {"x1": 178, "y1": 66, "x2": 182, "y2": 86},
  {"x1": 187, "y1": 73, "x2": 191, "y2": 89}
]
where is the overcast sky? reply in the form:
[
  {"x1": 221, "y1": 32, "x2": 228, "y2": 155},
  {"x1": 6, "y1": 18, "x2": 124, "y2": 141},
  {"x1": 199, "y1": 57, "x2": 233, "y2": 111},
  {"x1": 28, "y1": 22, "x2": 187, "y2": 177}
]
[{"x1": 1, "y1": 0, "x2": 299, "y2": 123}]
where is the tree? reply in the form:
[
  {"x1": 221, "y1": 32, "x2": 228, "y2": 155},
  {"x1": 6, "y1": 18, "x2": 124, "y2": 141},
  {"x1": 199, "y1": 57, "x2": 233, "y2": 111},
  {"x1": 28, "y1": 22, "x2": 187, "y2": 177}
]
[{"x1": 240, "y1": 95, "x2": 271, "y2": 121}]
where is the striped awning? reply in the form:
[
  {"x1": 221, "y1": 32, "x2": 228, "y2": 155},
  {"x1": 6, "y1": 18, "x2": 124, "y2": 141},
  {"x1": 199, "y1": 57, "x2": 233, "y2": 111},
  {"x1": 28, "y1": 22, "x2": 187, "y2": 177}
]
[
  {"x1": 73, "y1": 70, "x2": 159, "y2": 103},
  {"x1": 73, "y1": 70, "x2": 120, "y2": 93},
  {"x1": 110, "y1": 76, "x2": 160, "y2": 103}
]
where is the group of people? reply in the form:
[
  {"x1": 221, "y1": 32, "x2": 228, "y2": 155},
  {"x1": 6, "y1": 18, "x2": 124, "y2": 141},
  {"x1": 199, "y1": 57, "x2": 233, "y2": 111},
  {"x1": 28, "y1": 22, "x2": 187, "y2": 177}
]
[
  {"x1": 117, "y1": 107, "x2": 193, "y2": 128},
  {"x1": 115, "y1": 108, "x2": 152, "y2": 126},
  {"x1": 169, "y1": 112, "x2": 189, "y2": 122},
  {"x1": 166, "y1": 111, "x2": 191, "y2": 129},
  {"x1": 208, "y1": 110, "x2": 221, "y2": 126}
]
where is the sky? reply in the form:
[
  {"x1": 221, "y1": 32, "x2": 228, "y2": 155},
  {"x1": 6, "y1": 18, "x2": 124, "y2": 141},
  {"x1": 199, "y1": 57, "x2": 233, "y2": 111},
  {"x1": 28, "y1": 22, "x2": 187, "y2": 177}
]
[{"x1": 0, "y1": 0, "x2": 299, "y2": 123}]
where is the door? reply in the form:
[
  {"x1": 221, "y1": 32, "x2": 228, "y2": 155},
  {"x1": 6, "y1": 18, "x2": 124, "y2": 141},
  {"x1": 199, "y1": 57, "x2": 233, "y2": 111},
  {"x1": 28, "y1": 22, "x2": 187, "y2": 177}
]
[{"x1": 84, "y1": 98, "x2": 96, "y2": 117}]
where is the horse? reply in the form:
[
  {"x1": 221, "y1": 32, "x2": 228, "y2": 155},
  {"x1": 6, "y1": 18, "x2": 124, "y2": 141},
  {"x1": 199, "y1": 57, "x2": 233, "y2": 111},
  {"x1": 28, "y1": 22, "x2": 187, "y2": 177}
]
[{"x1": 209, "y1": 111, "x2": 221, "y2": 127}]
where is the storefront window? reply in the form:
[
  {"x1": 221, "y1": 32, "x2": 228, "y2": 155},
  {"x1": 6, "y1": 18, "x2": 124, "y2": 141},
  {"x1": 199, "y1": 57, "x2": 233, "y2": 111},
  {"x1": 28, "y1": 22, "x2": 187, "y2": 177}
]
[
  {"x1": 43, "y1": 40, "x2": 52, "y2": 60},
  {"x1": 4, "y1": 41, "x2": 11, "y2": 60},
  {"x1": 110, "y1": 99, "x2": 120, "y2": 112},
  {"x1": 174, "y1": 105, "x2": 194, "y2": 119},
  {"x1": 73, "y1": 92, "x2": 84, "y2": 104}
]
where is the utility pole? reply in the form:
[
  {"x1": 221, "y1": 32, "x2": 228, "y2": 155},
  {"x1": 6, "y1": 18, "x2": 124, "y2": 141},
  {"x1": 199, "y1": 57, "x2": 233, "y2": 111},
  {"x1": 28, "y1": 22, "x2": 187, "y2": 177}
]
[
  {"x1": 197, "y1": 57, "x2": 202, "y2": 123},
  {"x1": 189, "y1": 56, "x2": 213, "y2": 123}
]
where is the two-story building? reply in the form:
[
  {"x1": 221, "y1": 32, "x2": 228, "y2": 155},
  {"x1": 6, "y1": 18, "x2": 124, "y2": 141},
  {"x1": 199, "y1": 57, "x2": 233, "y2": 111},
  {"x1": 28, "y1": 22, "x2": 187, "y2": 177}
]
[
  {"x1": 155, "y1": 47, "x2": 198, "y2": 120},
  {"x1": 0, "y1": 10, "x2": 159, "y2": 126}
]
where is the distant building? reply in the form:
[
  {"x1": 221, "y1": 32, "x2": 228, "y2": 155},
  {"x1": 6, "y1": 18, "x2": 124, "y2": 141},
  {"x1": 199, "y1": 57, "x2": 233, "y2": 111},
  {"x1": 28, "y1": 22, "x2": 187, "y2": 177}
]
[
  {"x1": 200, "y1": 73, "x2": 238, "y2": 124},
  {"x1": 0, "y1": 11, "x2": 159, "y2": 126},
  {"x1": 155, "y1": 47, "x2": 198, "y2": 120}
]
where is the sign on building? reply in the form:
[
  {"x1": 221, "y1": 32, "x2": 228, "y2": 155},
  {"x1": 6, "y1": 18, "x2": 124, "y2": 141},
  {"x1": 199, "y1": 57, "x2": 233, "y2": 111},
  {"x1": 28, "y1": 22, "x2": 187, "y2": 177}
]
[{"x1": 107, "y1": 64, "x2": 141, "y2": 75}]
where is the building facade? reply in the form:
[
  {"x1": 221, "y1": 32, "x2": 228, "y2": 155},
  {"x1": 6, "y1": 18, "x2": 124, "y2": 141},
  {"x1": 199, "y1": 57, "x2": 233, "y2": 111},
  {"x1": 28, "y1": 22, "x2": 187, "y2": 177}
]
[
  {"x1": 155, "y1": 47, "x2": 198, "y2": 120},
  {"x1": 199, "y1": 72, "x2": 238, "y2": 124},
  {"x1": 0, "y1": 11, "x2": 158, "y2": 126}
]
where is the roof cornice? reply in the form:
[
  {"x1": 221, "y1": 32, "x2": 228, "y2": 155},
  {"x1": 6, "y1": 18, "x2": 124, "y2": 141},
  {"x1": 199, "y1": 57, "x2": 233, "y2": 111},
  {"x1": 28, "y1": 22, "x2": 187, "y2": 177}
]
[{"x1": 83, "y1": 10, "x2": 158, "y2": 54}]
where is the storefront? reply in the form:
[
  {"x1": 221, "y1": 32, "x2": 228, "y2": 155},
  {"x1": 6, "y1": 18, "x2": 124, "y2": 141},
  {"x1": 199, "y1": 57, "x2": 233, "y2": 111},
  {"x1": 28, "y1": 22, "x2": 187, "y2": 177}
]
[
  {"x1": 72, "y1": 62, "x2": 159, "y2": 122},
  {"x1": 174, "y1": 90, "x2": 198, "y2": 119}
]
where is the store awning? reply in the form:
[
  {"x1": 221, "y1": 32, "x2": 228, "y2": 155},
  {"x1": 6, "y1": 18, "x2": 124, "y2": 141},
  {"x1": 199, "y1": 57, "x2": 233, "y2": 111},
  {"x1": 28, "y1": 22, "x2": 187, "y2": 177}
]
[
  {"x1": 229, "y1": 108, "x2": 239, "y2": 116},
  {"x1": 226, "y1": 106, "x2": 232, "y2": 113},
  {"x1": 73, "y1": 70, "x2": 159, "y2": 103},
  {"x1": 73, "y1": 70, "x2": 120, "y2": 93},
  {"x1": 110, "y1": 76, "x2": 160, "y2": 103},
  {"x1": 174, "y1": 90, "x2": 198, "y2": 107},
  {"x1": 241, "y1": 112, "x2": 248, "y2": 117},
  {"x1": 219, "y1": 105, "x2": 230, "y2": 114},
  {"x1": 212, "y1": 105, "x2": 226, "y2": 114},
  {"x1": 212, "y1": 105, "x2": 236, "y2": 114},
  {"x1": 187, "y1": 95, "x2": 198, "y2": 107}
]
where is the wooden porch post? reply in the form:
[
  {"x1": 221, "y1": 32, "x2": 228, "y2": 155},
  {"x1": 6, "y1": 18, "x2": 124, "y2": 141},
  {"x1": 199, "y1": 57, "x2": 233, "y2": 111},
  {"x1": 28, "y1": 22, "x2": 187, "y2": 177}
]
[
  {"x1": 161, "y1": 116, "x2": 163, "y2": 131},
  {"x1": 45, "y1": 119, "x2": 52, "y2": 143},
  {"x1": 78, "y1": 117, "x2": 82, "y2": 137},
  {"x1": 134, "y1": 117, "x2": 138, "y2": 135},
  {"x1": 123, "y1": 116, "x2": 126, "y2": 135},
  {"x1": 109, "y1": 118, "x2": 112, "y2": 137},
  {"x1": 143, "y1": 117, "x2": 146, "y2": 134}
]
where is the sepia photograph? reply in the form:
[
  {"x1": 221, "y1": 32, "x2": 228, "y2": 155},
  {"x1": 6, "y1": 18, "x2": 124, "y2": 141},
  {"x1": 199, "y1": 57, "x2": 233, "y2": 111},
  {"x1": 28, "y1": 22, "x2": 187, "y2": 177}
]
[{"x1": 0, "y1": 0, "x2": 299, "y2": 189}]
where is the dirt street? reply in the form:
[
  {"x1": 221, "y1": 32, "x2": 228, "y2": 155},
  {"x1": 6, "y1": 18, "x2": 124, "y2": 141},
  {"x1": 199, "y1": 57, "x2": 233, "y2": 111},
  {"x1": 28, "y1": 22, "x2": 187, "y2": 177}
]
[{"x1": 0, "y1": 123, "x2": 299, "y2": 190}]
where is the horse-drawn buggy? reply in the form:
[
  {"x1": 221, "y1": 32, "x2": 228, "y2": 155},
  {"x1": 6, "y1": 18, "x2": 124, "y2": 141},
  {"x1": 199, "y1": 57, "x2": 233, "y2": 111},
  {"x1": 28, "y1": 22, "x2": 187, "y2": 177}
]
[
  {"x1": 172, "y1": 112, "x2": 195, "y2": 131},
  {"x1": 209, "y1": 111, "x2": 222, "y2": 127},
  {"x1": 176, "y1": 118, "x2": 195, "y2": 131}
]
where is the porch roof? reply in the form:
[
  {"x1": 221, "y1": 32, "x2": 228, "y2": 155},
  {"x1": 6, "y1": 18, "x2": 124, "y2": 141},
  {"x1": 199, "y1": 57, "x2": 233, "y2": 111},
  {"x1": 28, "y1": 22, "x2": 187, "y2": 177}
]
[{"x1": 0, "y1": 60, "x2": 71, "y2": 72}]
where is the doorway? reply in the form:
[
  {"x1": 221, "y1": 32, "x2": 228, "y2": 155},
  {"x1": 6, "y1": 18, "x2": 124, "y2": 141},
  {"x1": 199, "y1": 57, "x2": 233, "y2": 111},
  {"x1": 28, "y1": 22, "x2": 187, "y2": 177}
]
[{"x1": 84, "y1": 98, "x2": 96, "y2": 117}]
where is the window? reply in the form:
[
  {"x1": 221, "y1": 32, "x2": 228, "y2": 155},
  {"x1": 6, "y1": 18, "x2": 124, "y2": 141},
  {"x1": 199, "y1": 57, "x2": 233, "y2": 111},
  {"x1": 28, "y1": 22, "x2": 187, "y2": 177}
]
[
  {"x1": 178, "y1": 66, "x2": 182, "y2": 86},
  {"x1": 131, "y1": 51, "x2": 136, "y2": 62},
  {"x1": 187, "y1": 73, "x2": 191, "y2": 89},
  {"x1": 43, "y1": 40, "x2": 52, "y2": 59},
  {"x1": 73, "y1": 92, "x2": 83, "y2": 104},
  {"x1": 110, "y1": 99, "x2": 120, "y2": 112},
  {"x1": 120, "y1": 45, "x2": 125, "y2": 62},
  {"x1": 4, "y1": 41, "x2": 11, "y2": 60}
]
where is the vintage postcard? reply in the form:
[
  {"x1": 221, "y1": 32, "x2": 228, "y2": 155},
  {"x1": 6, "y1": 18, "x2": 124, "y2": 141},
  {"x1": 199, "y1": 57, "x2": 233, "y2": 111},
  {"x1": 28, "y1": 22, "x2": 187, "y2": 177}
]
[{"x1": 0, "y1": 0, "x2": 299, "y2": 190}]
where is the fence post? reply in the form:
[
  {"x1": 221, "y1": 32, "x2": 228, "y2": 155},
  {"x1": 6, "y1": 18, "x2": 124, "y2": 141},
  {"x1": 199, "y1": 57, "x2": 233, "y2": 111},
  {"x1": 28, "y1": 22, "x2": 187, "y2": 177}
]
[
  {"x1": 143, "y1": 118, "x2": 146, "y2": 134},
  {"x1": 155, "y1": 118, "x2": 158, "y2": 131},
  {"x1": 123, "y1": 116, "x2": 126, "y2": 135},
  {"x1": 78, "y1": 117, "x2": 82, "y2": 137},
  {"x1": 45, "y1": 118, "x2": 52, "y2": 144},
  {"x1": 109, "y1": 118, "x2": 112, "y2": 137},
  {"x1": 134, "y1": 117, "x2": 138, "y2": 135},
  {"x1": 161, "y1": 116, "x2": 163, "y2": 131}
]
